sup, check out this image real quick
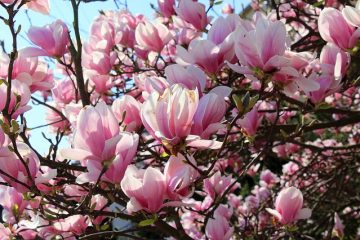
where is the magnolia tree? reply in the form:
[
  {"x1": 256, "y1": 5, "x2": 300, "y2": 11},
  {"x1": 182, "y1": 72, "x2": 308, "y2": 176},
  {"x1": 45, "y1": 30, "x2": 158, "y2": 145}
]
[{"x1": 0, "y1": 0, "x2": 359, "y2": 239}]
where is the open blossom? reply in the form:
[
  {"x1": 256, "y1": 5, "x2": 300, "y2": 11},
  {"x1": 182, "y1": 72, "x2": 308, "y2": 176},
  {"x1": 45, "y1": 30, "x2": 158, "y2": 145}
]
[
  {"x1": 205, "y1": 214, "x2": 234, "y2": 240},
  {"x1": 52, "y1": 78, "x2": 76, "y2": 105},
  {"x1": 266, "y1": 187, "x2": 312, "y2": 225},
  {"x1": 0, "y1": 80, "x2": 31, "y2": 118},
  {"x1": 307, "y1": 43, "x2": 349, "y2": 103},
  {"x1": 204, "y1": 171, "x2": 233, "y2": 200},
  {"x1": 1, "y1": 0, "x2": 49, "y2": 14},
  {"x1": 228, "y1": 13, "x2": 288, "y2": 75},
  {"x1": 112, "y1": 95, "x2": 142, "y2": 132},
  {"x1": 82, "y1": 50, "x2": 117, "y2": 75},
  {"x1": 90, "y1": 195, "x2": 108, "y2": 225},
  {"x1": 141, "y1": 84, "x2": 198, "y2": 148},
  {"x1": 342, "y1": 1, "x2": 360, "y2": 28},
  {"x1": 27, "y1": 20, "x2": 69, "y2": 57},
  {"x1": 0, "y1": 186, "x2": 29, "y2": 224},
  {"x1": 60, "y1": 102, "x2": 139, "y2": 184},
  {"x1": 0, "y1": 141, "x2": 53, "y2": 193},
  {"x1": 164, "y1": 64, "x2": 206, "y2": 94},
  {"x1": 190, "y1": 87, "x2": 230, "y2": 139},
  {"x1": 121, "y1": 165, "x2": 167, "y2": 213},
  {"x1": 207, "y1": 14, "x2": 240, "y2": 61},
  {"x1": 237, "y1": 103, "x2": 263, "y2": 136},
  {"x1": 164, "y1": 153, "x2": 199, "y2": 200},
  {"x1": 175, "y1": 0, "x2": 208, "y2": 31},
  {"x1": 172, "y1": 15, "x2": 201, "y2": 45},
  {"x1": 141, "y1": 84, "x2": 225, "y2": 151},
  {"x1": 135, "y1": 20, "x2": 172, "y2": 52},
  {"x1": 318, "y1": 8, "x2": 360, "y2": 50},
  {"x1": 2, "y1": 49, "x2": 54, "y2": 93},
  {"x1": 222, "y1": 4, "x2": 234, "y2": 14},
  {"x1": 176, "y1": 39, "x2": 225, "y2": 74},
  {"x1": 45, "y1": 105, "x2": 70, "y2": 133},
  {"x1": 260, "y1": 169, "x2": 279, "y2": 188},
  {"x1": 158, "y1": 0, "x2": 175, "y2": 18},
  {"x1": 26, "y1": 0, "x2": 50, "y2": 15},
  {"x1": 53, "y1": 215, "x2": 89, "y2": 236}
]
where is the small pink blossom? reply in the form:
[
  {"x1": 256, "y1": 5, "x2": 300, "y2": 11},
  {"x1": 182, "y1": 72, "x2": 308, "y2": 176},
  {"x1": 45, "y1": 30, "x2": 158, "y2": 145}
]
[{"x1": 266, "y1": 187, "x2": 312, "y2": 225}]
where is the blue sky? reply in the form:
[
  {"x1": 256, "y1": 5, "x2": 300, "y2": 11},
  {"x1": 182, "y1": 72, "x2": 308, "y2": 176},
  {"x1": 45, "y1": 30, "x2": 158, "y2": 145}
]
[{"x1": 0, "y1": 0, "x2": 248, "y2": 154}]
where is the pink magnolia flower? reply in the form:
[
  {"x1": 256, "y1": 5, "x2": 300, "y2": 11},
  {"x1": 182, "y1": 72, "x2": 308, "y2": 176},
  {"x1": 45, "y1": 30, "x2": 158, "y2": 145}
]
[
  {"x1": 266, "y1": 186, "x2": 312, "y2": 225},
  {"x1": 141, "y1": 76, "x2": 170, "y2": 99},
  {"x1": 307, "y1": 44, "x2": 349, "y2": 103},
  {"x1": 164, "y1": 153, "x2": 199, "y2": 200},
  {"x1": 76, "y1": 131, "x2": 139, "y2": 184},
  {"x1": 319, "y1": 43, "x2": 349, "y2": 78},
  {"x1": 52, "y1": 78, "x2": 76, "y2": 105},
  {"x1": 88, "y1": 19, "x2": 115, "y2": 53},
  {"x1": 61, "y1": 101, "x2": 120, "y2": 162},
  {"x1": 237, "y1": 104, "x2": 264, "y2": 136},
  {"x1": 0, "y1": 80, "x2": 31, "y2": 119},
  {"x1": 4, "y1": 49, "x2": 53, "y2": 93},
  {"x1": 121, "y1": 165, "x2": 167, "y2": 213},
  {"x1": 172, "y1": 15, "x2": 201, "y2": 45},
  {"x1": 259, "y1": 169, "x2": 279, "y2": 188},
  {"x1": 343, "y1": 1, "x2": 360, "y2": 27},
  {"x1": 207, "y1": 14, "x2": 240, "y2": 62},
  {"x1": 60, "y1": 102, "x2": 139, "y2": 184},
  {"x1": 158, "y1": 0, "x2": 175, "y2": 18},
  {"x1": 112, "y1": 95, "x2": 142, "y2": 132},
  {"x1": 112, "y1": 11, "x2": 139, "y2": 48},
  {"x1": 282, "y1": 162, "x2": 299, "y2": 175},
  {"x1": 88, "y1": 75, "x2": 114, "y2": 94},
  {"x1": 318, "y1": 8, "x2": 360, "y2": 50},
  {"x1": 228, "y1": 13, "x2": 288, "y2": 75},
  {"x1": 332, "y1": 212, "x2": 344, "y2": 238},
  {"x1": 205, "y1": 215, "x2": 234, "y2": 240},
  {"x1": 164, "y1": 64, "x2": 206, "y2": 94},
  {"x1": 204, "y1": 171, "x2": 233, "y2": 200},
  {"x1": 141, "y1": 84, "x2": 198, "y2": 147},
  {"x1": 141, "y1": 84, "x2": 222, "y2": 151},
  {"x1": 0, "y1": 186, "x2": 28, "y2": 224},
  {"x1": 273, "y1": 143, "x2": 299, "y2": 158},
  {"x1": 135, "y1": 20, "x2": 172, "y2": 52},
  {"x1": 27, "y1": 61, "x2": 54, "y2": 93},
  {"x1": 53, "y1": 215, "x2": 89, "y2": 236},
  {"x1": 176, "y1": 39, "x2": 231, "y2": 74},
  {"x1": 90, "y1": 195, "x2": 108, "y2": 225},
  {"x1": 0, "y1": 143, "x2": 39, "y2": 193},
  {"x1": 27, "y1": 20, "x2": 69, "y2": 57},
  {"x1": 1, "y1": 0, "x2": 16, "y2": 4},
  {"x1": 191, "y1": 87, "x2": 231, "y2": 139},
  {"x1": 175, "y1": 0, "x2": 208, "y2": 31},
  {"x1": 45, "y1": 105, "x2": 69, "y2": 133},
  {"x1": 222, "y1": 4, "x2": 234, "y2": 14},
  {"x1": 82, "y1": 50, "x2": 117, "y2": 75},
  {"x1": 0, "y1": 223, "x2": 11, "y2": 239},
  {"x1": 26, "y1": 0, "x2": 50, "y2": 15},
  {"x1": 214, "y1": 204, "x2": 233, "y2": 220}
]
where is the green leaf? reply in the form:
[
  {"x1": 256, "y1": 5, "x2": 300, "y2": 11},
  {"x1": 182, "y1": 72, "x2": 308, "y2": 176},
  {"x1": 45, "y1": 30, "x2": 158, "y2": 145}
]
[
  {"x1": 232, "y1": 94, "x2": 243, "y2": 112},
  {"x1": 100, "y1": 224, "x2": 110, "y2": 231},
  {"x1": 11, "y1": 119, "x2": 19, "y2": 134},
  {"x1": 214, "y1": 1, "x2": 223, "y2": 5},
  {"x1": 242, "y1": 91, "x2": 250, "y2": 110},
  {"x1": 0, "y1": 79, "x2": 8, "y2": 86},
  {"x1": 315, "y1": 102, "x2": 331, "y2": 110},
  {"x1": 286, "y1": 225, "x2": 299, "y2": 232},
  {"x1": 1, "y1": 122, "x2": 10, "y2": 135},
  {"x1": 138, "y1": 216, "x2": 157, "y2": 227}
]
